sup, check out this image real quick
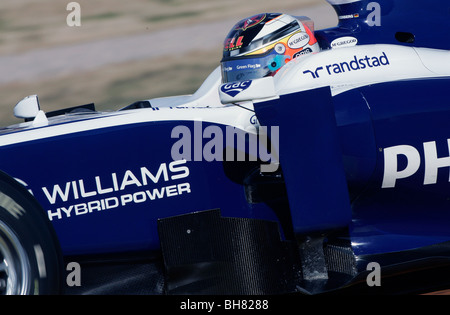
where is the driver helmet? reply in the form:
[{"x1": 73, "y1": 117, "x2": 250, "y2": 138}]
[{"x1": 221, "y1": 13, "x2": 320, "y2": 83}]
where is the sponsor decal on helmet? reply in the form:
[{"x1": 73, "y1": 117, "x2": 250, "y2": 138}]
[
  {"x1": 234, "y1": 13, "x2": 266, "y2": 31},
  {"x1": 382, "y1": 139, "x2": 450, "y2": 188},
  {"x1": 220, "y1": 80, "x2": 252, "y2": 97},
  {"x1": 224, "y1": 36, "x2": 244, "y2": 51}
]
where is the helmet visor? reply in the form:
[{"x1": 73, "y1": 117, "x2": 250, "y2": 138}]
[{"x1": 221, "y1": 52, "x2": 289, "y2": 83}]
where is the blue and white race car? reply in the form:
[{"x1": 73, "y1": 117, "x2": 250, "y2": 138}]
[{"x1": 1, "y1": 0, "x2": 450, "y2": 295}]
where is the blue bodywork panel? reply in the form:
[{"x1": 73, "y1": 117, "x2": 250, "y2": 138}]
[{"x1": 0, "y1": 0, "x2": 449, "y2": 292}]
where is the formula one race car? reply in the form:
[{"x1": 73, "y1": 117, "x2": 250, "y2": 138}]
[{"x1": 1, "y1": 0, "x2": 450, "y2": 295}]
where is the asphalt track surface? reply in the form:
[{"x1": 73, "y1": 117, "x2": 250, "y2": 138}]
[{"x1": 0, "y1": 4, "x2": 337, "y2": 85}]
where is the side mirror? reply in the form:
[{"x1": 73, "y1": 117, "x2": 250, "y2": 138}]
[{"x1": 14, "y1": 95, "x2": 41, "y2": 119}]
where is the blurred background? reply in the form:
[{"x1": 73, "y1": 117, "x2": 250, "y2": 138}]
[{"x1": 0, "y1": 0, "x2": 337, "y2": 126}]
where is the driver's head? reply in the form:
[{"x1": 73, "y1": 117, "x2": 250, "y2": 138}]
[{"x1": 221, "y1": 13, "x2": 320, "y2": 83}]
